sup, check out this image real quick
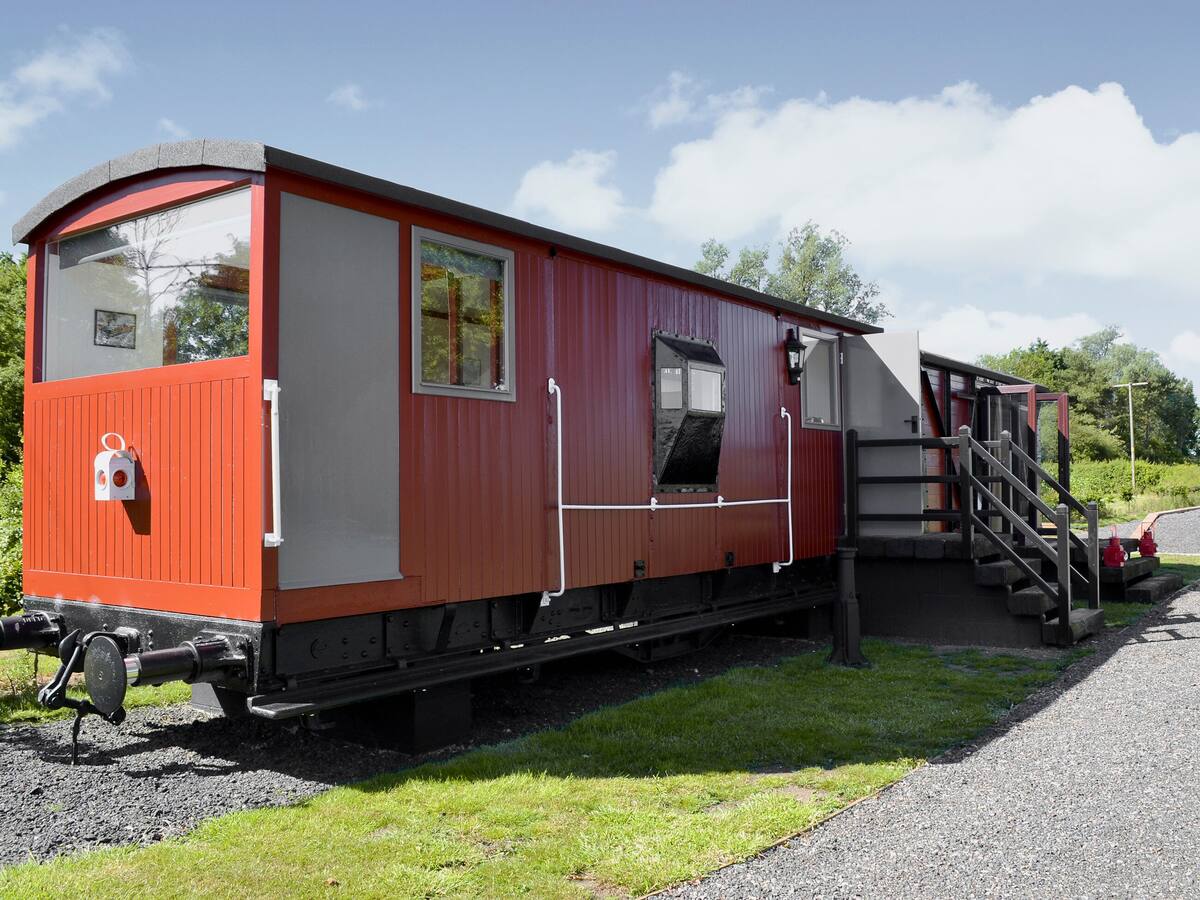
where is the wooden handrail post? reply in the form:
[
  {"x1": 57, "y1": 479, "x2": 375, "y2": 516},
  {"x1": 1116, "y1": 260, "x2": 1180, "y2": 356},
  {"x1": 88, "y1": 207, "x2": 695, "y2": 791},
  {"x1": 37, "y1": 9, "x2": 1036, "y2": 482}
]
[
  {"x1": 958, "y1": 426, "x2": 974, "y2": 558},
  {"x1": 1056, "y1": 503, "x2": 1073, "y2": 644},
  {"x1": 845, "y1": 428, "x2": 859, "y2": 544},
  {"x1": 1086, "y1": 501, "x2": 1100, "y2": 610},
  {"x1": 998, "y1": 430, "x2": 1013, "y2": 538}
]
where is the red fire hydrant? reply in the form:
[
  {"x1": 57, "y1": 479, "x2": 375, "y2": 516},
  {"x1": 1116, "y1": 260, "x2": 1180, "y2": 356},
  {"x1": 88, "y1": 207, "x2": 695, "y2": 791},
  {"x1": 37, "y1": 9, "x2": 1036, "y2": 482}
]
[
  {"x1": 1139, "y1": 529, "x2": 1158, "y2": 558},
  {"x1": 1103, "y1": 534, "x2": 1127, "y2": 568}
]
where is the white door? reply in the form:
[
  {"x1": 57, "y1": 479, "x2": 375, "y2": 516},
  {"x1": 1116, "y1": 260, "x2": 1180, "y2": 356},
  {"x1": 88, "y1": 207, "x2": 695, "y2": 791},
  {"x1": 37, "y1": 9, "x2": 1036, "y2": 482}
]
[{"x1": 842, "y1": 332, "x2": 924, "y2": 535}]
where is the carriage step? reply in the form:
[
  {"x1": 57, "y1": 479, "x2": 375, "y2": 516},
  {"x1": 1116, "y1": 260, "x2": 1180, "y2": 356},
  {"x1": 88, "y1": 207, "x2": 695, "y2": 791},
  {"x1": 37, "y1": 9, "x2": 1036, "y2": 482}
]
[
  {"x1": 1100, "y1": 556, "x2": 1160, "y2": 582},
  {"x1": 1042, "y1": 608, "x2": 1104, "y2": 646},
  {"x1": 1126, "y1": 573, "x2": 1185, "y2": 603},
  {"x1": 1008, "y1": 587, "x2": 1056, "y2": 617},
  {"x1": 975, "y1": 560, "x2": 1024, "y2": 586}
]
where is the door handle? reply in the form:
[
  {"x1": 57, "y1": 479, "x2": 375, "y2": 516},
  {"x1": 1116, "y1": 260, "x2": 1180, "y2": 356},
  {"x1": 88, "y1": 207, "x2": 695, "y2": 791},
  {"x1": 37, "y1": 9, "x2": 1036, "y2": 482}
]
[
  {"x1": 263, "y1": 379, "x2": 283, "y2": 548},
  {"x1": 905, "y1": 415, "x2": 919, "y2": 434}
]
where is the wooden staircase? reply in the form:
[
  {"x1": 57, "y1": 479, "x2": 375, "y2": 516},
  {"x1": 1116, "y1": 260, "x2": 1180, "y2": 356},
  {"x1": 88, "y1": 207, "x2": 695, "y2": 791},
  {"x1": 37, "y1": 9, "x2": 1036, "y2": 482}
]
[{"x1": 847, "y1": 426, "x2": 1105, "y2": 648}]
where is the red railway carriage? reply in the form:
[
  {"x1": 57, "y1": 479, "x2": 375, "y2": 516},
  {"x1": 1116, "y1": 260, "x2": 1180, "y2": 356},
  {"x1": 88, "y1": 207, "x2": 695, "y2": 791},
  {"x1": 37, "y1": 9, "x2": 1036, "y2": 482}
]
[{"x1": 2, "y1": 140, "x2": 878, "y2": 739}]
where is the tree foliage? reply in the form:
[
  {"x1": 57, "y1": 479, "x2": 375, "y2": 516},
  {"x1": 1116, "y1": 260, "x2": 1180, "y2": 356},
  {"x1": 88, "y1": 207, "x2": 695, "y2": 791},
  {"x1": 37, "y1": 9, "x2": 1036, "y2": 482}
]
[
  {"x1": 980, "y1": 327, "x2": 1200, "y2": 463},
  {"x1": 695, "y1": 223, "x2": 890, "y2": 325},
  {"x1": 0, "y1": 253, "x2": 23, "y2": 615}
]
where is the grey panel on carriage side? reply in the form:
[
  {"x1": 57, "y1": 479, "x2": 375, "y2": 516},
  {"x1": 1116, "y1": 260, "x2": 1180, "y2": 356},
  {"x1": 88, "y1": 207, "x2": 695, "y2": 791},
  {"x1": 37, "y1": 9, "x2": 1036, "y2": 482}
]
[
  {"x1": 277, "y1": 192, "x2": 401, "y2": 589},
  {"x1": 12, "y1": 140, "x2": 266, "y2": 244}
]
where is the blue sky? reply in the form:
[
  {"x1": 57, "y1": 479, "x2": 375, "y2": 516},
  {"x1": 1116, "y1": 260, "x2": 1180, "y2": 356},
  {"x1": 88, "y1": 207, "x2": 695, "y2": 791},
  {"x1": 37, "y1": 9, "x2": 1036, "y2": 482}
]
[{"x1": 4, "y1": 1, "x2": 1200, "y2": 390}]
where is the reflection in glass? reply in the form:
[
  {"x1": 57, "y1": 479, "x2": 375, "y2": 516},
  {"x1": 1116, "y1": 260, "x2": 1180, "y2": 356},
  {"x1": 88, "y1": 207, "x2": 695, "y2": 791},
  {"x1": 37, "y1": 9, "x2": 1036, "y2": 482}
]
[
  {"x1": 689, "y1": 367, "x2": 723, "y2": 412},
  {"x1": 419, "y1": 240, "x2": 507, "y2": 392},
  {"x1": 660, "y1": 367, "x2": 683, "y2": 409},
  {"x1": 801, "y1": 336, "x2": 837, "y2": 425},
  {"x1": 44, "y1": 188, "x2": 251, "y2": 381}
]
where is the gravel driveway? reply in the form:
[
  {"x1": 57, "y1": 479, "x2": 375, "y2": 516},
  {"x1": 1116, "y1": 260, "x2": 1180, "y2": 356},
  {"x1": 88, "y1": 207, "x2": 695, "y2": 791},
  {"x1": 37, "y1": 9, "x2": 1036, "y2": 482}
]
[
  {"x1": 1148, "y1": 507, "x2": 1200, "y2": 554},
  {"x1": 668, "y1": 586, "x2": 1200, "y2": 899}
]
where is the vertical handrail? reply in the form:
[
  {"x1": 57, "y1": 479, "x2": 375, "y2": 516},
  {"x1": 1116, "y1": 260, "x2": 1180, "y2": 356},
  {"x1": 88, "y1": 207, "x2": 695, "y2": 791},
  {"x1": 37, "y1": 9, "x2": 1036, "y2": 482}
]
[
  {"x1": 845, "y1": 428, "x2": 859, "y2": 544},
  {"x1": 1055, "y1": 503, "x2": 1073, "y2": 644},
  {"x1": 544, "y1": 378, "x2": 565, "y2": 602},
  {"x1": 1086, "y1": 501, "x2": 1100, "y2": 609},
  {"x1": 773, "y1": 407, "x2": 795, "y2": 572},
  {"x1": 263, "y1": 379, "x2": 283, "y2": 548},
  {"x1": 958, "y1": 426, "x2": 974, "y2": 558}
]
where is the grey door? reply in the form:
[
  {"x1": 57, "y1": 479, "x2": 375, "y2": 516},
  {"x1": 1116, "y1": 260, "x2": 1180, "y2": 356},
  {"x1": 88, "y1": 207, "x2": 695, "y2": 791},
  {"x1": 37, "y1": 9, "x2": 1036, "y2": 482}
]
[
  {"x1": 276, "y1": 193, "x2": 401, "y2": 589},
  {"x1": 842, "y1": 332, "x2": 924, "y2": 535}
]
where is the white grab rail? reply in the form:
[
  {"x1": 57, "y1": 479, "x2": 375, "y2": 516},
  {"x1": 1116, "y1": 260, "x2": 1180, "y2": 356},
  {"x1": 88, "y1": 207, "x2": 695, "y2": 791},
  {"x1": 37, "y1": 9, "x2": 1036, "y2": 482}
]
[
  {"x1": 263, "y1": 379, "x2": 284, "y2": 548},
  {"x1": 542, "y1": 380, "x2": 794, "y2": 601}
]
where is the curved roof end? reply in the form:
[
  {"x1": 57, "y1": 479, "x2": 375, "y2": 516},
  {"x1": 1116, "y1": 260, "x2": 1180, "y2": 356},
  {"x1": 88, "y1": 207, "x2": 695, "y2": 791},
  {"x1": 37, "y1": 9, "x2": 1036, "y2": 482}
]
[{"x1": 12, "y1": 139, "x2": 266, "y2": 245}]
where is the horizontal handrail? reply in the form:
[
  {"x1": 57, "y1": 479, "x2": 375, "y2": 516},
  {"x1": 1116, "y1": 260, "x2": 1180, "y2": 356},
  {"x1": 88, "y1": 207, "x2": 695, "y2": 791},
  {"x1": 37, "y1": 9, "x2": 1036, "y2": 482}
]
[{"x1": 857, "y1": 437, "x2": 957, "y2": 449}]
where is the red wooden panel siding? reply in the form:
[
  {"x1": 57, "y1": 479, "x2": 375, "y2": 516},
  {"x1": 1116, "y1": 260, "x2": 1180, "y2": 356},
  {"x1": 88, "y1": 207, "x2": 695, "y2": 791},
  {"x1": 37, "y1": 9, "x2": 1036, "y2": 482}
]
[{"x1": 25, "y1": 374, "x2": 250, "y2": 593}]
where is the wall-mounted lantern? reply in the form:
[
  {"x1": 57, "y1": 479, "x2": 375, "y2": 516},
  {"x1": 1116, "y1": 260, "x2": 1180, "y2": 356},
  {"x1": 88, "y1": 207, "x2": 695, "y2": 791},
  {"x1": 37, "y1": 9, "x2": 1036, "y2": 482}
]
[{"x1": 785, "y1": 328, "x2": 803, "y2": 385}]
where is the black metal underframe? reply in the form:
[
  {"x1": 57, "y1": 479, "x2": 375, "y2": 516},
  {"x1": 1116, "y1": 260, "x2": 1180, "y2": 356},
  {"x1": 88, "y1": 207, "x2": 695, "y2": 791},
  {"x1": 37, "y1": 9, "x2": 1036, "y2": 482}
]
[{"x1": 22, "y1": 558, "x2": 835, "y2": 719}]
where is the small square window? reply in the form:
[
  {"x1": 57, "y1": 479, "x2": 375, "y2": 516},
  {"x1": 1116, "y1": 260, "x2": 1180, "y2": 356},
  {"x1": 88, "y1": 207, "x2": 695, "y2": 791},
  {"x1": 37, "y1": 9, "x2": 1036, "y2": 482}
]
[
  {"x1": 689, "y1": 366, "x2": 723, "y2": 413},
  {"x1": 413, "y1": 228, "x2": 514, "y2": 401},
  {"x1": 660, "y1": 367, "x2": 683, "y2": 409}
]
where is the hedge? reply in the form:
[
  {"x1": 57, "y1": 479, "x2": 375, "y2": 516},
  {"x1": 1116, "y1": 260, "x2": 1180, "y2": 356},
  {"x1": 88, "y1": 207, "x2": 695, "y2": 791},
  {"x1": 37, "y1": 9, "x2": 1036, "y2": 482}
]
[{"x1": 1070, "y1": 459, "x2": 1200, "y2": 504}]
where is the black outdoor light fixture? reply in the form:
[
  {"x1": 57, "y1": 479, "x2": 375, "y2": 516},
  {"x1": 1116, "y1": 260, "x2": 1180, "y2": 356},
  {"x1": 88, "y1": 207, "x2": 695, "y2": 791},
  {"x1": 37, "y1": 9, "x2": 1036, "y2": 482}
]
[{"x1": 785, "y1": 328, "x2": 803, "y2": 384}]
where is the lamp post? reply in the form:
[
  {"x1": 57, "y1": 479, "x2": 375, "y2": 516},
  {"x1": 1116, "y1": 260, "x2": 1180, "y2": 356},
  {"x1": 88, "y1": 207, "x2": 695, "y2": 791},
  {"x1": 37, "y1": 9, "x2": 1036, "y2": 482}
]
[{"x1": 1112, "y1": 381, "x2": 1149, "y2": 492}]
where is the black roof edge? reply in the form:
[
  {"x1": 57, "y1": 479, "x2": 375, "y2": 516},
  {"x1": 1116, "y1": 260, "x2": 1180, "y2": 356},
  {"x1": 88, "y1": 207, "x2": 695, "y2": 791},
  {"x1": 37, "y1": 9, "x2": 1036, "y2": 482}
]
[
  {"x1": 13, "y1": 139, "x2": 882, "y2": 335},
  {"x1": 920, "y1": 350, "x2": 1046, "y2": 391},
  {"x1": 263, "y1": 147, "x2": 882, "y2": 334}
]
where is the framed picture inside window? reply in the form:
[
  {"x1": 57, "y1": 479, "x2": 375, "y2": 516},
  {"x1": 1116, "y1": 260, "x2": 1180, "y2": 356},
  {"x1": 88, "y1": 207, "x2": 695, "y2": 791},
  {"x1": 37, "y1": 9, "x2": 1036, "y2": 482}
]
[{"x1": 94, "y1": 309, "x2": 136, "y2": 349}]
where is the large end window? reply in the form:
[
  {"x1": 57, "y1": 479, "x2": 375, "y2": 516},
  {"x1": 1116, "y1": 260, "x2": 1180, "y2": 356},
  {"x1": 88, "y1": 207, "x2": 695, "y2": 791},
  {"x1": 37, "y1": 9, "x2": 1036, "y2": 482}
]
[
  {"x1": 43, "y1": 188, "x2": 251, "y2": 381},
  {"x1": 653, "y1": 334, "x2": 726, "y2": 492},
  {"x1": 414, "y1": 228, "x2": 514, "y2": 401},
  {"x1": 800, "y1": 332, "x2": 839, "y2": 428}
]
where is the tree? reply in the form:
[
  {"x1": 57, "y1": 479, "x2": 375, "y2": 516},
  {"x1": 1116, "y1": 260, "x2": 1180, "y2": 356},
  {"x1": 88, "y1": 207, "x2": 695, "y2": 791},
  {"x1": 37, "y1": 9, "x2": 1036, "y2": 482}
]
[
  {"x1": 0, "y1": 253, "x2": 25, "y2": 465},
  {"x1": 980, "y1": 329, "x2": 1199, "y2": 463},
  {"x1": 695, "y1": 223, "x2": 890, "y2": 325}
]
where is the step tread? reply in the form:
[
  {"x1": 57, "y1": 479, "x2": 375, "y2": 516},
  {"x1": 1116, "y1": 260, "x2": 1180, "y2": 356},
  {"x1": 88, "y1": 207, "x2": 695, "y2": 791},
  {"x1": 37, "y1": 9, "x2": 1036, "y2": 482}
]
[
  {"x1": 1008, "y1": 586, "x2": 1057, "y2": 617},
  {"x1": 975, "y1": 560, "x2": 1024, "y2": 586},
  {"x1": 1100, "y1": 556, "x2": 1160, "y2": 583},
  {"x1": 1042, "y1": 607, "x2": 1104, "y2": 645},
  {"x1": 1125, "y1": 572, "x2": 1185, "y2": 603}
]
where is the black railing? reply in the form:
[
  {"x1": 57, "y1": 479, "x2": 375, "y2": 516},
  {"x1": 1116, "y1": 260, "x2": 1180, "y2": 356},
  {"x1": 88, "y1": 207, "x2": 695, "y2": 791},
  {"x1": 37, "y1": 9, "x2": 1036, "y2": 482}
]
[{"x1": 846, "y1": 425, "x2": 1100, "y2": 645}]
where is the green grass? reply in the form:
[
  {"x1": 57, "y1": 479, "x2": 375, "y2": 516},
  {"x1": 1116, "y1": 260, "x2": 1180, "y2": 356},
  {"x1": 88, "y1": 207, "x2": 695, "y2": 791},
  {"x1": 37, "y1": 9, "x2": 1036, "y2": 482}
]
[
  {"x1": 0, "y1": 640, "x2": 1070, "y2": 899},
  {"x1": 1158, "y1": 553, "x2": 1200, "y2": 586},
  {"x1": 0, "y1": 648, "x2": 190, "y2": 726}
]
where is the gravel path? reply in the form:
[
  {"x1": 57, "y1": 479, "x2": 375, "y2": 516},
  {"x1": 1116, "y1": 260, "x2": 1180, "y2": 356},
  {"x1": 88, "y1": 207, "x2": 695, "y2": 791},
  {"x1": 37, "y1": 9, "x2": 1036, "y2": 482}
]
[
  {"x1": 668, "y1": 586, "x2": 1200, "y2": 899},
  {"x1": 0, "y1": 629, "x2": 819, "y2": 868},
  {"x1": 1148, "y1": 507, "x2": 1200, "y2": 554}
]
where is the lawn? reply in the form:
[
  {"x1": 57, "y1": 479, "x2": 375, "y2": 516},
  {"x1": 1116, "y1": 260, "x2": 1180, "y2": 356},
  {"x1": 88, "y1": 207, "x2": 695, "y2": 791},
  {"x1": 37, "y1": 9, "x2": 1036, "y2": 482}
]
[
  {"x1": 0, "y1": 640, "x2": 1070, "y2": 899},
  {"x1": 0, "y1": 647, "x2": 189, "y2": 726}
]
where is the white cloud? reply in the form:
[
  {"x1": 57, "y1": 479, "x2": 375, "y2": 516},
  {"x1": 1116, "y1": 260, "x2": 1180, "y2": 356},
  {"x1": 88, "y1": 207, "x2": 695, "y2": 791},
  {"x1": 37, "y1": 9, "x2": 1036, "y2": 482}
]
[
  {"x1": 0, "y1": 28, "x2": 128, "y2": 149},
  {"x1": 648, "y1": 81, "x2": 1200, "y2": 291},
  {"x1": 327, "y1": 83, "x2": 373, "y2": 112},
  {"x1": 512, "y1": 150, "x2": 626, "y2": 231},
  {"x1": 157, "y1": 117, "x2": 188, "y2": 139},
  {"x1": 13, "y1": 28, "x2": 128, "y2": 101},
  {"x1": 1169, "y1": 330, "x2": 1200, "y2": 364},
  {"x1": 645, "y1": 70, "x2": 769, "y2": 129},
  {"x1": 903, "y1": 304, "x2": 1103, "y2": 362}
]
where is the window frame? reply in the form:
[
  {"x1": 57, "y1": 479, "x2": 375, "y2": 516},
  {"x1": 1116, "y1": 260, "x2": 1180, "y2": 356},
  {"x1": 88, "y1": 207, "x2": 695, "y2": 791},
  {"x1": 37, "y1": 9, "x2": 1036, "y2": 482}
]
[
  {"x1": 797, "y1": 327, "x2": 841, "y2": 431},
  {"x1": 411, "y1": 226, "x2": 516, "y2": 403}
]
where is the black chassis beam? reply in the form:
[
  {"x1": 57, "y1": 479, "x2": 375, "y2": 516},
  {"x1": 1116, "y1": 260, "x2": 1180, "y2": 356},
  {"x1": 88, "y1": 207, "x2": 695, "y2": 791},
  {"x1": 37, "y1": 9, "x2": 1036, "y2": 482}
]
[
  {"x1": 21, "y1": 596, "x2": 270, "y2": 694},
  {"x1": 247, "y1": 585, "x2": 835, "y2": 720}
]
